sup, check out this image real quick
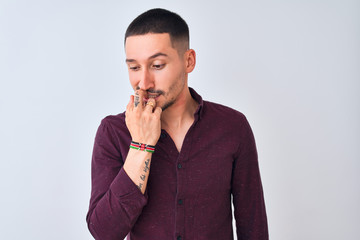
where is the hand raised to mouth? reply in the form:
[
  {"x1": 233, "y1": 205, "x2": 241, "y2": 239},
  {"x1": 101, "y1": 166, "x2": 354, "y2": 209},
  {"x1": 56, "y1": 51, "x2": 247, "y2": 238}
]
[
  {"x1": 123, "y1": 89, "x2": 162, "y2": 195},
  {"x1": 125, "y1": 89, "x2": 162, "y2": 146}
]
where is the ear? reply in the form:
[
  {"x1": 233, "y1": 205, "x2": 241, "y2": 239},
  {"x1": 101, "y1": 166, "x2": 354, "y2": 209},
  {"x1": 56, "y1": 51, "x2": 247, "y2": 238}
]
[{"x1": 184, "y1": 49, "x2": 196, "y2": 73}]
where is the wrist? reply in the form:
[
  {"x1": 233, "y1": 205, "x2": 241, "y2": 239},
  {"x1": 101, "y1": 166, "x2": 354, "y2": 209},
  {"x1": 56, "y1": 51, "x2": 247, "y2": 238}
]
[{"x1": 130, "y1": 141, "x2": 155, "y2": 153}]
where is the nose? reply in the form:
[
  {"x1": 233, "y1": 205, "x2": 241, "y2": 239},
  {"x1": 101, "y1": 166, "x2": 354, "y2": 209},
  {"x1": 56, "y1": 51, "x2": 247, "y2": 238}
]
[{"x1": 137, "y1": 68, "x2": 154, "y2": 90}]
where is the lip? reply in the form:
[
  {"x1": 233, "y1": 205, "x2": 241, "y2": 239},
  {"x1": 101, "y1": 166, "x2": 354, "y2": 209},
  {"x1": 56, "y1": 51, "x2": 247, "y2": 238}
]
[{"x1": 144, "y1": 94, "x2": 161, "y2": 102}]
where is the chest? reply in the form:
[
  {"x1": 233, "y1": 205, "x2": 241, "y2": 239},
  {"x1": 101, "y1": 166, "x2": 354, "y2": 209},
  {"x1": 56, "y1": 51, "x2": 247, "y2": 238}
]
[
  {"x1": 165, "y1": 129, "x2": 187, "y2": 153},
  {"x1": 149, "y1": 126, "x2": 239, "y2": 197}
]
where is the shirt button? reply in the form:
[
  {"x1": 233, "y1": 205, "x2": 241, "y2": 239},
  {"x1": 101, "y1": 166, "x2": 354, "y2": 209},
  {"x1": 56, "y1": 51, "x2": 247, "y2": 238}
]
[
  {"x1": 178, "y1": 199, "x2": 183, "y2": 205},
  {"x1": 177, "y1": 163, "x2": 182, "y2": 169},
  {"x1": 177, "y1": 236, "x2": 182, "y2": 240}
]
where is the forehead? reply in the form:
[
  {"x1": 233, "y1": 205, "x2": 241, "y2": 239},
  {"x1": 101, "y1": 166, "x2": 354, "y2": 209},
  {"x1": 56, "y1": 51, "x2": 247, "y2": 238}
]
[{"x1": 125, "y1": 33, "x2": 177, "y2": 60}]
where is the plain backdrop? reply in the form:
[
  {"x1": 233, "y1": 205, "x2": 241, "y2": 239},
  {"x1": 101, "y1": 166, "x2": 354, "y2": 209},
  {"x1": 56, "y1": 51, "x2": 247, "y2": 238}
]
[{"x1": 0, "y1": 0, "x2": 359, "y2": 239}]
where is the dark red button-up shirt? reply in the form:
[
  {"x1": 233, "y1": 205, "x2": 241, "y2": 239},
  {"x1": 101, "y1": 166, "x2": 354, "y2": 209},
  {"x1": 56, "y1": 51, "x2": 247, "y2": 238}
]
[{"x1": 86, "y1": 88, "x2": 268, "y2": 240}]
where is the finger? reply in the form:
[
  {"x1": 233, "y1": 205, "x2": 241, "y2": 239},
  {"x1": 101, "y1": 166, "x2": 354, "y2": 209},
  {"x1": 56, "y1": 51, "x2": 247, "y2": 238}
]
[
  {"x1": 153, "y1": 106, "x2": 162, "y2": 117},
  {"x1": 144, "y1": 98, "x2": 156, "y2": 113},
  {"x1": 134, "y1": 89, "x2": 145, "y2": 108}
]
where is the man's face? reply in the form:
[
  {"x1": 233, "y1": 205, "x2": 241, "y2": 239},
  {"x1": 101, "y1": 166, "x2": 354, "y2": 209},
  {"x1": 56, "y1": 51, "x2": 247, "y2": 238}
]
[{"x1": 125, "y1": 33, "x2": 188, "y2": 111}]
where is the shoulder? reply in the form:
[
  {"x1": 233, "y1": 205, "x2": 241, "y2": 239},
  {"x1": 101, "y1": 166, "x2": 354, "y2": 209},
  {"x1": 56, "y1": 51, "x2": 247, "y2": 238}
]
[
  {"x1": 198, "y1": 100, "x2": 256, "y2": 155},
  {"x1": 96, "y1": 112, "x2": 129, "y2": 138},
  {"x1": 200, "y1": 100, "x2": 254, "y2": 141},
  {"x1": 94, "y1": 112, "x2": 131, "y2": 152},
  {"x1": 202, "y1": 100, "x2": 247, "y2": 124},
  {"x1": 101, "y1": 112, "x2": 126, "y2": 128}
]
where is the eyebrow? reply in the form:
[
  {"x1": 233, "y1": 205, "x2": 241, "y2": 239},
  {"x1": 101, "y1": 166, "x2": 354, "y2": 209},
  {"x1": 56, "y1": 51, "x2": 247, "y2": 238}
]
[{"x1": 126, "y1": 52, "x2": 168, "y2": 63}]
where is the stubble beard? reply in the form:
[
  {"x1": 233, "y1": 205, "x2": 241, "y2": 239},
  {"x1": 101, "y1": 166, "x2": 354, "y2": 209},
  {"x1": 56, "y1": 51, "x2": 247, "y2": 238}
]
[
  {"x1": 161, "y1": 98, "x2": 176, "y2": 111},
  {"x1": 160, "y1": 76, "x2": 186, "y2": 112}
]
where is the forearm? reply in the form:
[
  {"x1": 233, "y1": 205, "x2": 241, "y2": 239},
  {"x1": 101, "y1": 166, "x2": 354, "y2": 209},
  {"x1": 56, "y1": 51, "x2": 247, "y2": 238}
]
[
  {"x1": 87, "y1": 119, "x2": 151, "y2": 239},
  {"x1": 87, "y1": 168, "x2": 148, "y2": 240},
  {"x1": 88, "y1": 147, "x2": 154, "y2": 239},
  {"x1": 123, "y1": 148, "x2": 153, "y2": 194}
]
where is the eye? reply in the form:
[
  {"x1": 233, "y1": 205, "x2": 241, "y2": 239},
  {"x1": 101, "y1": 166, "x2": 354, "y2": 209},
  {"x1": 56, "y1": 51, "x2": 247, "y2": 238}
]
[
  {"x1": 152, "y1": 64, "x2": 165, "y2": 70},
  {"x1": 129, "y1": 65, "x2": 140, "y2": 71}
]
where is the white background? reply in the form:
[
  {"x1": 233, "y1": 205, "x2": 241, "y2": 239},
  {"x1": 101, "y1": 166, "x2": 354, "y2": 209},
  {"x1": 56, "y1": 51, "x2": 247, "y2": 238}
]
[{"x1": 1, "y1": 0, "x2": 359, "y2": 239}]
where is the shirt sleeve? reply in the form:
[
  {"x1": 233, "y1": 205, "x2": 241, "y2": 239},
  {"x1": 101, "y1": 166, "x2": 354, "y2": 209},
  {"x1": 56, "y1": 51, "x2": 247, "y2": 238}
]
[
  {"x1": 231, "y1": 117, "x2": 269, "y2": 240},
  {"x1": 86, "y1": 119, "x2": 148, "y2": 240}
]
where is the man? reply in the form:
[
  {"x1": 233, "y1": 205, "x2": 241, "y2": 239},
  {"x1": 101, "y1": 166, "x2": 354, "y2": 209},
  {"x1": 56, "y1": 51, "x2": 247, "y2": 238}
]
[{"x1": 87, "y1": 8, "x2": 268, "y2": 240}]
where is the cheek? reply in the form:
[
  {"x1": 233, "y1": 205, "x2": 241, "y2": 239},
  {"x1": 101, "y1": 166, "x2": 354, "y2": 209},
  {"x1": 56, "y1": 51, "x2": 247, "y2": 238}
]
[
  {"x1": 155, "y1": 69, "x2": 172, "y2": 79},
  {"x1": 159, "y1": 64, "x2": 184, "y2": 81},
  {"x1": 150, "y1": 69, "x2": 172, "y2": 87}
]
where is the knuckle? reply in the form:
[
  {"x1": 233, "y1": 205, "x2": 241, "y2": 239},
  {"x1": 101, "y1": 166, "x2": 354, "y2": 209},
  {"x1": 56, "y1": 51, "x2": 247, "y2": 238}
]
[
  {"x1": 134, "y1": 111, "x2": 141, "y2": 118},
  {"x1": 143, "y1": 112, "x2": 151, "y2": 120}
]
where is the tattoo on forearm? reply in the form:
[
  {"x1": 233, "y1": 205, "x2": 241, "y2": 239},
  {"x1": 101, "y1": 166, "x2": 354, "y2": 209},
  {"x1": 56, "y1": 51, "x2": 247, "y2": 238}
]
[
  {"x1": 144, "y1": 159, "x2": 150, "y2": 173},
  {"x1": 137, "y1": 159, "x2": 150, "y2": 192},
  {"x1": 134, "y1": 93, "x2": 140, "y2": 107}
]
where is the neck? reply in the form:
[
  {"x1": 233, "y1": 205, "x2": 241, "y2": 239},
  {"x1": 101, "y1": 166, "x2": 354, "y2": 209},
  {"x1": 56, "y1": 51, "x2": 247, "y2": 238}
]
[{"x1": 161, "y1": 87, "x2": 198, "y2": 131}]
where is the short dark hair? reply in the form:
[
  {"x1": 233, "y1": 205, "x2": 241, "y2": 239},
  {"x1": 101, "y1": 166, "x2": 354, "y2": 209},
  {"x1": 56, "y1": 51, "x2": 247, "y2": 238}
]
[{"x1": 125, "y1": 8, "x2": 189, "y2": 52}]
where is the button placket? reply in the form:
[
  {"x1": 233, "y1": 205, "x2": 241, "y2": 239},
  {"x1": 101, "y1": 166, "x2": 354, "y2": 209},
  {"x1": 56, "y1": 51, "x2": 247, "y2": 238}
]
[
  {"x1": 174, "y1": 121, "x2": 196, "y2": 240},
  {"x1": 175, "y1": 157, "x2": 185, "y2": 240}
]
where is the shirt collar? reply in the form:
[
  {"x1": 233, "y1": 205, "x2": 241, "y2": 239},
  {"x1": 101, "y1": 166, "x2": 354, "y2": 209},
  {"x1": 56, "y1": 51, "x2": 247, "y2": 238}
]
[{"x1": 189, "y1": 87, "x2": 204, "y2": 121}]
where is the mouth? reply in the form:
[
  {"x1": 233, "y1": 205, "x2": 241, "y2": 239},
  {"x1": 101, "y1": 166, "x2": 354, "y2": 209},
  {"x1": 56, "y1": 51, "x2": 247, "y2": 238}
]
[
  {"x1": 142, "y1": 89, "x2": 164, "y2": 102},
  {"x1": 144, "y1": 93, "x2": 161, "y2": 102}
]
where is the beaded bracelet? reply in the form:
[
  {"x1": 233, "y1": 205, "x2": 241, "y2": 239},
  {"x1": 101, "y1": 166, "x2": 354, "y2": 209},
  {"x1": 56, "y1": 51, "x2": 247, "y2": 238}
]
[{"x1": 130, "y1": 141, "x2": 155, "y2": 153}]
